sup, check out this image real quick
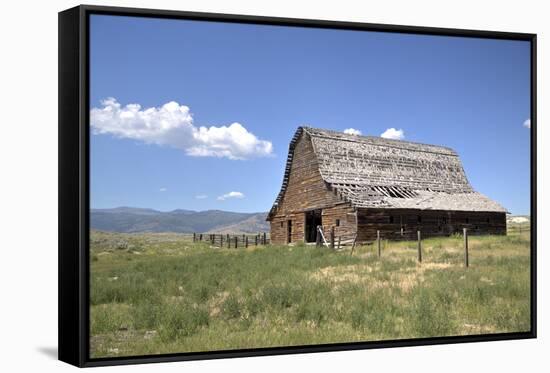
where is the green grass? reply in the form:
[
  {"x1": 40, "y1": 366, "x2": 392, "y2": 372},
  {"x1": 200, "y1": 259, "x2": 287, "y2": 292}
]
[{"x1": 89, "y1": 230, "x2": 531, "y2": 358}]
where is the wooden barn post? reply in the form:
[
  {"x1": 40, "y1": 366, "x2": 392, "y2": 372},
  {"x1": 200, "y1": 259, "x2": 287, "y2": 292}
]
[
  {"x1": 464, "y1": 228, "x2": 469, "y2": 268},
  {"x1": 417, "y1": 230, "x2": 422, "y2": 263}
]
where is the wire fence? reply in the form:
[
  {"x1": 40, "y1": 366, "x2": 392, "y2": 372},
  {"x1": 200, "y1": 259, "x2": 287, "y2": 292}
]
[{"x1": 193, "y1": 232, "x2": 270, "y2": 248}]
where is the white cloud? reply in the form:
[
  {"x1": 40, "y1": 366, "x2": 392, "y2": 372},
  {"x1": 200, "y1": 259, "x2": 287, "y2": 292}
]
[
  {"x1": 217, "y1": 191, "x2": 244, "y2": 201},
  {"x1": 195, "y1": 194, "x2": 208, "y2": 199},
  {"x1": 343, "y1": 128, "x2": 362, "y2": 135},
  {"x1": 90, "y1": 98, "x2": 273, "y2": 160},
  {"x1": 523, "y1": 119, "x2": 531, "y2": 129},
  {"x1": 380, "y1": 128, "x2": 405, "y2": 140},
  {"x1": 159, "y1": 187, "x2": 167, "y2": 192}
]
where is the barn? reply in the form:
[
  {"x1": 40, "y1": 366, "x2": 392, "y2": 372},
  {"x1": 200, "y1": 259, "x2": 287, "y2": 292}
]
[{"x1": 267, "y1": 127, "x2": 507, "y2": 245}]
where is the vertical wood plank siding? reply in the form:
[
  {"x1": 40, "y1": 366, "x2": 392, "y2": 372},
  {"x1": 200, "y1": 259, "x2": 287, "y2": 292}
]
[{"x1": 356, "y1": 208, "x2": 506, "y2": 242}]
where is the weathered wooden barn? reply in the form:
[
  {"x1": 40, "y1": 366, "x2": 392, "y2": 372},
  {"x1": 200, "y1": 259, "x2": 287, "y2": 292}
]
[{"x1": 267, "y1": 127, "x2": 507, "y2": 245}]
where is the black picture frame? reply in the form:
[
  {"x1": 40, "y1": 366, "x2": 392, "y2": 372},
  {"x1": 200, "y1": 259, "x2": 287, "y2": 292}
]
[{"x1": 58, "y1": 4, "x2": 537, "y2": 368}]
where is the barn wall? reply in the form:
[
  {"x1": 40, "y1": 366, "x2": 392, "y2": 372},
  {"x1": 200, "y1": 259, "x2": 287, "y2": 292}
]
[
  {"x1": 356, "y1": 208, "x2": 506, "y2": 242},
  {"x1": 269, "y1": 133, "x2": 353, "y2": 244},
  {"x1": 320, "y1": 204, "x2": 356, "y2": 240},
  {"x1": 270, "y1": 212, "x2": 306, "y2": 244}
]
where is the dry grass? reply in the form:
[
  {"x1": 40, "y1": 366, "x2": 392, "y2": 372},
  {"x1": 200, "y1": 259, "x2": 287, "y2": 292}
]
[{"x1": 89, "y1": 230, "x2": 531, "y2": 358}]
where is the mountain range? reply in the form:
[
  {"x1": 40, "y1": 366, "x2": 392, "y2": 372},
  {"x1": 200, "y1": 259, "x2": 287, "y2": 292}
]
[{"x1": 91, "y1": 207, "x2": 269, "y2": 234}]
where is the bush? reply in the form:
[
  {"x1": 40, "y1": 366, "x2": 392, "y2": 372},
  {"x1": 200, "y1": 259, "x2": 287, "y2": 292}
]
[
  {"x1": 158, "y1": 301, "x2": 209, "y2": 342},
  {"x1": 262, "y1": 284, "x2": 303, "y2": 309},
  {"x1": 222, "y1": 295, "x2": 242, "y2": 319}
]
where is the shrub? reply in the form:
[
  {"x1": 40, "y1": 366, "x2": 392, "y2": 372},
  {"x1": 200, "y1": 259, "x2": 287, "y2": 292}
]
[{"x1": 158, "y1": 301, "x2": 209, "y2": 342}]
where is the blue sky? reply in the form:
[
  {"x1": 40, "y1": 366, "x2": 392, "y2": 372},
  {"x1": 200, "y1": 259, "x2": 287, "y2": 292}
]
[{"x1": 90, "y1": 15, "x2": 531, "y2": 215}]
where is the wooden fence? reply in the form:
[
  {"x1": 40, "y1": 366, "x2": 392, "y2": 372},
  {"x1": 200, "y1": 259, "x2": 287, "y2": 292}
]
[
  {"x1": 316, "y1": 226, "x2": 357, "y2": 250},
  {"x1": 313, "y1": 225, "x2": 472, "y2": 267},
  {"x1": 193, "y1": 232, "x2": 270, "y2": 248}
]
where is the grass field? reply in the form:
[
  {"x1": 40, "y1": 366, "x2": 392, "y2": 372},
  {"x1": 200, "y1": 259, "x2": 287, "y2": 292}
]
[{"x1": 90, "y1": 229, "x2": 531, "y2": 358}]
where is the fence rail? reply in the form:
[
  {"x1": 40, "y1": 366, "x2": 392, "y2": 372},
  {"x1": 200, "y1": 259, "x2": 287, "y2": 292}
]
[{"x1": 193, "y1": 232, "x2": 270, "y2": 248}]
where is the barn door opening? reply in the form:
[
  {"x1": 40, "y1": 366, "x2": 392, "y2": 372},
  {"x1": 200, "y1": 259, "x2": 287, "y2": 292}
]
[
  {"x1": 287, "y1": 220, "x2": 292, "y2": 244},
  {"x1": 305, "y1": 209, "x2": 322, "y2": 243}
]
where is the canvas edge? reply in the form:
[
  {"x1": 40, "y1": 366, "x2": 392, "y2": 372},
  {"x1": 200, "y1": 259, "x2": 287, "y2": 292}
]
[{"x1": 57, "y1": 4, "x2": 537, "y2": 368}]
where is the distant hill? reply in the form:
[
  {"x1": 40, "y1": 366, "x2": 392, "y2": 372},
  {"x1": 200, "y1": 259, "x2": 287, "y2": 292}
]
[
  {"x1": 507, "y1": 215, "x2": 530, "y2": 225},
  {"x1": 205, "y1": 213, "x2": 270, "y2": 234},
  {"x1": 91, "y1": 207, "x2": 269, "y2": 233}
]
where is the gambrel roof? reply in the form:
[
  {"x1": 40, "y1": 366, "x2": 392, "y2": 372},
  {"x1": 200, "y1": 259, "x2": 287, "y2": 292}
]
[{"x1": 268, "y1": 127, "x2": 507, "y2": 218}]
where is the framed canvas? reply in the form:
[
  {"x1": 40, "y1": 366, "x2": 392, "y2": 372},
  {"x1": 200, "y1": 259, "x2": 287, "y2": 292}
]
[{"x1": 58, "y1": 4, "x2": 537, "y2": 367}]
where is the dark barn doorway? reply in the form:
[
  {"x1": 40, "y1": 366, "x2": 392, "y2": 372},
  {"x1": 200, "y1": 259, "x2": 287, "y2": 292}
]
[
  {"x1": 305, "y1": 209, "x2": 322, "y2": 243},
  {"x1": 287, "y1": 220, "x2": 292, "y2": 243}
]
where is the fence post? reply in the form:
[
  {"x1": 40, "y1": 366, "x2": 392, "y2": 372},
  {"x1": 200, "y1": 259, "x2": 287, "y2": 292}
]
[
  {"x1": 417, "y1": 230, "x2": 422, "y2": 263},
  {"x1": 464, "y1": 228, "x2": 469, "y2": 268},
  {"x1": 193, "y1": 233, "x2": 196, "y2": 242},
  {"x1": 245, "y1": 236, "x2": 249, "y2": 248},
  {"x1": 350, "y1": 233, "x2": 357, "y2": 256},
  {"x1": 234, "y1": 236, "x2": 238, "y2": 249},
  {"x1": 255, "y1": 235, "x2": 258, "y2": 246},
  {"x1": 316, "y1": 226, "x2": 321, "y2": 247},
  {"x1": 220, "y1": 234, "x2": 223, "y2": 247},
  {"x1": 199, "y1": 233, "x2": 202, "y2": 241},
  {"x1": 227, "y1": 235, "x2": 230, "y2": 248},
  {"x1": 330, "y1": 226, "x2": 335, "y2": 249},
  {"x1": 377, "y1": 230, "x2": 381, "y2": 257},
  {"x1": 263, "y1": 232, "x2": 267, "y2": 245}
]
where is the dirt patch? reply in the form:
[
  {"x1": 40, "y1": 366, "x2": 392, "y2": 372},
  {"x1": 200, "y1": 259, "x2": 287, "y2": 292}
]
[
  {"x1": 480, "y1": 277, "x2": 495, "y2": 285},
  {"x1": 311, "y1": 262, "x2": 452, "y2": 292},
  {"x1": 420, "y1": 262, "x2": 453, "y2": 271},
  {"x1": 208, "y1": 291, "x2": 230, "y2": 317},
  {"x1": 460, "y1": 323, "x2": 497, "y2": 334},
  {"x1": 393, "y1": 272, "x2": 424, "y2": 292},
  {"x1": 90, "y1": 330, "x2": 136, "y2": 358},
  {"x1": 310, "y1": 265, "x2": 375, "y2": 284}
]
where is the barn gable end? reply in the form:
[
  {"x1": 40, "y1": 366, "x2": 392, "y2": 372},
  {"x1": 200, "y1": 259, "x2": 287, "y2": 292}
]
[{"x1": 268, "y1": 130, "x2": 355, "y2": 244}]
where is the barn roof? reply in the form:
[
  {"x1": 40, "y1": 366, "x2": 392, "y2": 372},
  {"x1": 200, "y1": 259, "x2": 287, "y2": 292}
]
[{"x1": 268, "y1": 127, "x2": 507, "y2": 217}]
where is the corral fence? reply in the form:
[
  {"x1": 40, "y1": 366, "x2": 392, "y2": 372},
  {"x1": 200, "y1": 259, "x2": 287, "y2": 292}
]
[
  {"x1": 193, "y1": 232, "x2": 270, "y2": 248},
  {"x1": 315, "y1": 226, "x2": 357, "y2": 251},
  {"x1": 317, "y1": 225, "x2": 472, "y2": 268},
  {"x1": 315, "y1": 225, "x2": 492, "y2": 252}
]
